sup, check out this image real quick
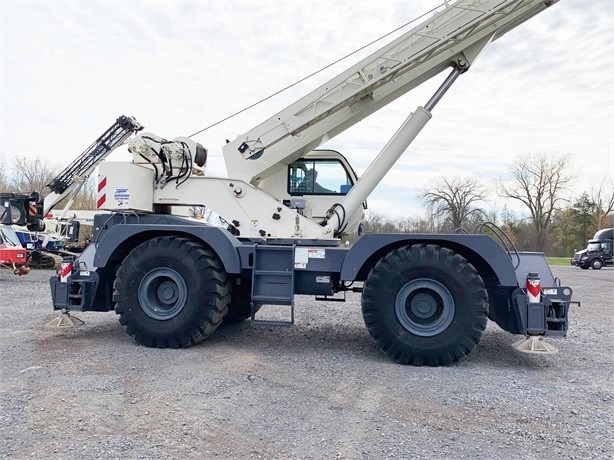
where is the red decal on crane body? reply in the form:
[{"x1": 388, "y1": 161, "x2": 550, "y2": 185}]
[{"x1": 97, "y1": 176, "x2": 107, "y2": 209}]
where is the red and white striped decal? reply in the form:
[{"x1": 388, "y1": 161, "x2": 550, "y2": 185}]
[
  {"x1": 60, "y1": 261, "x2": 73, "y2": 281},
  {"x1": 28, "y1": 203, "x2": 37, "y2": 215},
  {"x1": 97, "y1": 176, "x2": 107, "y2": 209}
]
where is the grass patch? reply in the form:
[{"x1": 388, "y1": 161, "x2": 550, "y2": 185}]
[{"x1": 547, "y1": 257, "x2": 570, "y2": 266}]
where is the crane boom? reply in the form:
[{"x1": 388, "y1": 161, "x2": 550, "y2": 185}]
[
  {"x1": 43, "y1": 115, "x2": 142, "y2": 215},
  {"x1": 223, "y1": 0, "x2": 558, "y2": 186}
]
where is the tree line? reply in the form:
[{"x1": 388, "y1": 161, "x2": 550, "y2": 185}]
[
  {"x1": 0, "y1": 155, "x2": 96, "y2": 212},
  {"x1": 364, "y1": 152, "x2": 613, "y2": 257},
  {"x1": 1, "y1": 152, "x2": 612, "y2": 257}
]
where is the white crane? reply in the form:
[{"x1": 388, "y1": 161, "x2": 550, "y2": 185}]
[{"x1": 50, "y1": 0, "x2": 574, "y2": 366}]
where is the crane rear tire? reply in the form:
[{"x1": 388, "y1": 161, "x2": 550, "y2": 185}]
[
  {"x1": 224, "y1": 279, "x2": 261, "y2": 324},
  {"x1": 114, "y1": 236, "x2": 230, "y2": 348},
  {"x1": 362, "y1": 244, "x2": 488, "y2": 366}
]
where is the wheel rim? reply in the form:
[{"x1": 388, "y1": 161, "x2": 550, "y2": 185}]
[
  {"x1": 138, "y1": 268, "x2": 188, "y2": 320},
  {"x1": 395, "y1": 278, "x2": 455, "y2": 337}
]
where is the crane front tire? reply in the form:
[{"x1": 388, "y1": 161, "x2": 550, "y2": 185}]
[
  {"x1": 362, "y1": 244, "x2": 488, "y2": 366},
  {"x1": 114, "y1": 236, "x2": 230, "y2": 348}
]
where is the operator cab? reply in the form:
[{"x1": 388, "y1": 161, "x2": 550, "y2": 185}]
[{"x1": 258, "y1": 149, "x2": 366, "y2": 235}]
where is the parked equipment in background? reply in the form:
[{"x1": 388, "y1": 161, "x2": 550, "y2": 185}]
[
  {"x1": 570, "y1": 228, "x2": 613, "y2": 270},
  {"x1": 48, "y1": 0, "x2": 574, "y2": 365},
  {"x1": 0, "y1": 116, "x2": 143, "y2": 270},
  {"x1": 0, "y1": 225, "x2": 29, "y2": 275}
]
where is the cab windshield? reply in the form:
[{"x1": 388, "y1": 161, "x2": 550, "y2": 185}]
[
  {"x1": 288, "y1": 159, "x2": 353, "y2": 195},
  {"x1": 587, "y1": 242, "x2": 602, "y2": 251},
  {"x1": 0, "y1": 226, "x2": 22, "y2": 247}
]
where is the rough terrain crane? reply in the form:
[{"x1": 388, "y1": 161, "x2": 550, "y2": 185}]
[
  {"x1": 48, "y1": 0, "x2": 574, "y2": 365},
  {"x1": 0, "y1": 115, "x2": 143, "y2": 268}
]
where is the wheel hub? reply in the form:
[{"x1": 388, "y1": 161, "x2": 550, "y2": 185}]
[
  {"x1": 411, "y1": 292, "x2": 438, "y2": 318},
  {"x1": 138, "y1": 268, "x2": 188, "y2": 320},
  {"x1": 158, "y1": 281, "x2": 178, "y2": 303},
  {"x1": 395, "y1": 278, "x2": 455, "y2": 337}
]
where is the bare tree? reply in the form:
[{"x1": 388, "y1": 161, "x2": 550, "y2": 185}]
[
  {"x1": 499, "y1": 152, "x2": 573, "y2": 251},
  {"x1": 10, "y1": 156, "x2": 58, "y2": 193},
  {"x1": 420, "y1": 176, "x2": 488, "y2": 231},
  {"x1": 590, "y1": 178, "x2": 614, "y2": 230},
  {"x1": 0, "y1": 154, "x2": 10, "y2": 192},
  {"x1": 2, "y1": 156, "x2": 97, "y2": 211},
  {"x1": 361, "y1": 211, "x2": 399, "y2": 233}
]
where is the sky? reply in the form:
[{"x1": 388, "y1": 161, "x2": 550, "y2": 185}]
[{"x1": 1, "y1": 0, "x2": 612, "y2": 220}]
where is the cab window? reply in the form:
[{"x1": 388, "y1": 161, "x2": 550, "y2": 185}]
[{"x1": 288, "y1": 159, "x2": 353, "y2": 195}]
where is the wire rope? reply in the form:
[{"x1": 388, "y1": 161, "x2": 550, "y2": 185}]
[{"x1": 187, "y1": 3, "x2": 442, "y2": 139}]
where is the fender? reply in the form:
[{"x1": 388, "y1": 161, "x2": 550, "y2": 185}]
[
  {"x1": 341, "y1": 233, "x2": 519, "y2": 287},
  {"x1": 91, "y1": 215, "x2": 242, "y2": 274}
]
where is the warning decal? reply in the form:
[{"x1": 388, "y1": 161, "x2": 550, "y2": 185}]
[
  {"x1": 97, "y1": 176, "x2": 107, "y2": 209},
  {"x1": 294, "y1": 247, "x2": 326, "y2": 269},
  {"x1": 307, "y1": 248, "x2": 325, "y2": 259}
]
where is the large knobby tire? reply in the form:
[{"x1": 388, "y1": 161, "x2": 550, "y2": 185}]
[
  {"x1": 362, "y1": 244, "x2": 488, "y2": 366},
  {"x1": 113, "y1": 236, "x2": 230, "y2": 348}
]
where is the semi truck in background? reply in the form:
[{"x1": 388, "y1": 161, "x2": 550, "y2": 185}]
[{"x1": 570, "y1": 228, "x2": 613, "y2": 270}]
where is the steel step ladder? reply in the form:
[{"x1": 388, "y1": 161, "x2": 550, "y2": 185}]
[{"x1": 250, "y1": 245, "x2": 295, "y2": 327}]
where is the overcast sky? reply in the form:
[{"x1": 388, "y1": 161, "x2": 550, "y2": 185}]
[{"x1": 1, "y1": 0, "x2": 612, "y2": 218}]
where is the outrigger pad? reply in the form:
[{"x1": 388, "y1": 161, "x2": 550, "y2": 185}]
[
  {"x1": 512, "y1": 336, "x2": 558, "y2": 354},
  {"x1": 45, "y1": 311, "x2": 84, "y2": 328}
]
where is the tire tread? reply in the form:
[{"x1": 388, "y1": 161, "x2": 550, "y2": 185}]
[
  {"x1": 113, "y1": 236, "x2": 230, "y2": 348},
  {"x1": 362, "y1": 244, "x2": 488, "y2": 366}
]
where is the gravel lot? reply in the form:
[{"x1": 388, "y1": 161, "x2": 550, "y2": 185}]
[{"x1": 1, "y1": 265, "x2": 612, "y2": 459}]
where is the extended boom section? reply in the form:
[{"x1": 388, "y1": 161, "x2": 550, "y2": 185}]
[{"x1": 224, "y1": 0, "x2": 558, "y2": 186}]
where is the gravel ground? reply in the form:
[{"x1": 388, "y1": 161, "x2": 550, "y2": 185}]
[{"x1": 0, "y1": 265, "x2": 612, "y2": 459}]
